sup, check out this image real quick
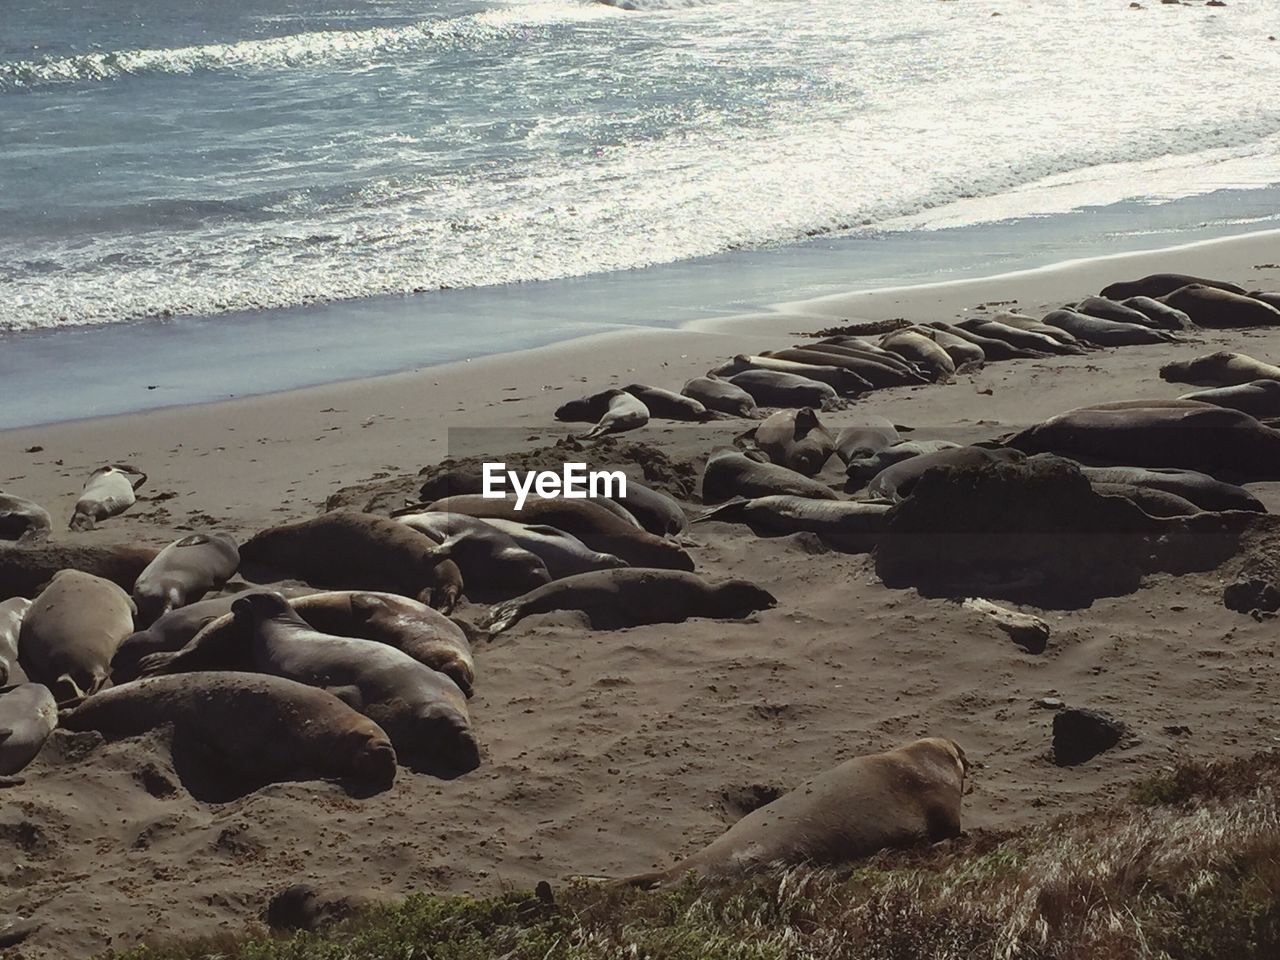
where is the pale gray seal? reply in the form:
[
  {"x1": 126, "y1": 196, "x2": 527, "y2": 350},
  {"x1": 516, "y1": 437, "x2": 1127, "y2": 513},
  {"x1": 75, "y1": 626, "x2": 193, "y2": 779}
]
[
  {"x1": 555, "y1": 389, "x2": 650, "y2": 439},
  {"x1": 901, "y1": 326, "x2": 985, "y2": 366},
  {"x1": 1160, "y1": 351, "x2": 1280, "y2": 387},
  {"x1": 681, "y1": 375, "x2": 761, "y2": 419},
  {"x1": 19, "y1": 570, "x2": 136, "y2": 700},
  {"x1": 60, "y1": 671, "x2": 398, "y2": 791},
  {"x1": 762, "y1": 347, "x2": 928, "y2": 387},
  {"x1": 988, "y1": 312, "x2": 1086, "y2": 346},
  {"x1": 727, "y1": 369, "x2": 838, "y2": 408},
  {"x1": 623, "y1": 384, "x2": 717, "y2": 421},
  {"x1": 0, "y1": 598, "x2": 30, "y2": 686},
  {"x1": 753, "y1": 408, "x2": 836, "y2": 476},
  {"x1": 0, "y1": 683, "x2": 58, "y2": 776},
  {"x1": 0, "y1": 494, "x2": 51, "y2": 544},
  {"x1": 69, "y1": 464, "x2": 147, "y2": 531},
  {"x1": 229, "y1": 591, "x2": 479, "y2": 774},
  {"x1": 625, "y1": 738, "x2": 968, "y2": 887},
  {"x1": 924, "y1": 321, "x2": 1049, "y2": 361},
  {"x1": 485, "y1": 569, "x2": 775, "y2": 634},
  {"x1": 1118, "y1": 296, "x2": 1194, "y2": 330},
  {"x1": 958, "y1": 318, "x2": 1087, "y2": 355},
  {"x1": 834, "y1": 417, "x2": 901, "y2": 465},
  {"x1": 132, "y1": 532, "x2": 240, "y2": 625},
  {"x1": 1074, "y1": 296, "x2": 1169, "y2": 329},
  {"x1": 700, "y1": 448, "x2": 839, "y2": 503},
  {"x1": 878, "y1": 329, "x2": 956, "y2": 380},
  {"x1": 1039, "y1": 309, "x2": 1175, "y2": 347},
  {"x1": 714, "y1": 355, "x2": 868, "y2": 394}
]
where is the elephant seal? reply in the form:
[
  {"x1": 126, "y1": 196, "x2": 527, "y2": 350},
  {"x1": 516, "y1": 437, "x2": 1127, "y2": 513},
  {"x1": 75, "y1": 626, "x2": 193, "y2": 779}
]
[
  {"x1": 958, "y1": 318, "x2": 1086, "y2": 355},
  {"x1": 1179, "y1": 380, "x2": 1280, "y2": 419},
  {"x1": 623, "y1": 384, "x2": 716, "y2": 421},
  {"x1": 1159, "y1": 284, "x2": 1280, "y2": 328},
  {"x1": 625, "y1": 738, "x2": 968, "y2": 887},
  {"x1": 239, "y1": 511, "x2": 460, "y2": 612},
  {"x1": 111, "y1": 594, "x2": 239, "y2": 683},
  {"x1": 714, "y1": 355, "x2": 869, "y2": 395},
  {"x1": 924, "y1": 321, "x2": 1049, "y2": 361},
  {"x1": 681, "y1": 375, "x2": 761, "y2": 419},
  {"x1": 139, "y1": 590, "x2": 476, "y2": 697},
  {"x1": 69, "y1": 464, "x2": 147, "y2": 531},
  {"x1": 727, "y1": 369, "x2": 838, "y2": 408},
  {"x1": 1159, "y1": 351, "x2": 1280, "y2": 387},
  {"x1": 753, "y1": 408, "x2": 835, "y2": 476},
  {"x1": 845, "y1": 440, "x2": 962, "y2": 488},
  {"x1": 901, "y1": 326, "x2": 985, "y2": 366},
  {"x1": 987, "y1": 313, "x2": 1085, "y2": 346},
  {"x1": 1118, "y1": 296, "x2": 1193, "y2": 330},
  {"x1": 424, "y1": 496, "x2": 693, "y2": 571},
  {"x1": 1040, "y1": 309, "x2": 1175, "y2": 347},
  {"x1": 700, "y1": 448, "x2": 839, "y2": 503},
  {"x1": 834, "y1": 418, "x2": 901, "y2": 465},
  {"x1": 0, "y1": 683, "x2": 58, "y2": 776},
  {"x1": 394, "y1": 511, "x2": 551, "y2": 600},
  {"x1": 473, "y1": 519, "x2": 628, "y2": 579},
  {"x1": 1091, "y1": 482, "x2": 1201, "y2": 517},
  {"x1": 555, "y1": 389, "x2": 650, "y2": 439},
  {"x1": 865, "y1": 446, "x2": 1025, "y2": 502},
  {"x1": 1100, "y1": 273, "x2": 1246, "y2": 300},
  {"x1": 879, "y1": 330, "x2": 956, "y2": 380},
  {"x1": 0, "y1": 598, "x2": 31, "y2": 685},
  {"x1": 417, "y1": 468, "x2": 642, "y2": 528},
  {"x1": 1074, "y1": 296, "x2": 1169, "y2": 329},
  {"x1": 0, "y1": 494, "x2": 51, "y2": 544},
  {"x1": 485, "y1": 569, "x2": 775, "y2": 634},
  {"x1": 132, "y1": 533, "x2": 240, "y2": 626},
  {"x1": 1074, "y1": 464, "x2": 1264, "y2": 513},
  {"x1": 0, "y1": 542, "x2": 159, "y2": 599},
  {"x1": 695, "y1": 496, "x2": 890, "y2": 547},
  {"x1": 229, "y1": 592, "x2": 478, "y2": 773},
  {"x1": 1006, "y1": 402, "x2": 1280, "y2": 478},
  {"x1": 797, "y1": 340, "x2": 930, "y2": 380},
  {"x1": 60, "y1": 671, "x2": 398, "y2": 791},
  {"x1": 762, "y1": 347, "x2": 927, "y2": 388},
  {"x1": 1250, "y1": 291, "x2": 1280, "y2": 311},
  {"x1": 19, "y1": 570, "x2": 136, "y2": 700}
]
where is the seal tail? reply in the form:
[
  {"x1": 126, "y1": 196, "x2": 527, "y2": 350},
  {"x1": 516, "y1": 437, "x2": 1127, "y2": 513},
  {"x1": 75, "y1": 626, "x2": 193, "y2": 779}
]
[
  {"x1": 136, "y1": 651, "x2": 180, "y2": 677},
  {"x1": 691, "y1": 499, "x2": 747, "y2": 524}
]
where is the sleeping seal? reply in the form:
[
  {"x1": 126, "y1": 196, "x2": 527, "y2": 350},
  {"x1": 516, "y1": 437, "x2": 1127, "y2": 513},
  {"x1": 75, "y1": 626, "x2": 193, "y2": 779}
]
[
  {"x1": 0, "y1": 683, "x2": 58, "y2": 776},
  {"x1": 1100, "y1": 273, "x2": 1246, "y2": 300},
  {"x1": 1159, "y1": 352, "x2": 1280, "y2": 387},
  {"x1": 753, "y1": 408, "x2": 836, "y2": 476},
  {"x1": 700, "y1": 449, "x2": 839, "y2": 503},
  {"x1": 19, "y1": 570, "x2": 136, "y2": 700},
  {"x1": 727, "y1": 369, "x2": 838, "y2": 408},
  {"x1": 1179, "y1": 380, "x2": 1280, "y2": 419},
  {"x1": 485, "y1": 569, "x2": 775, "y2": 635},
  {"x1": 1075, "y1": 464, "x2": 1264, "y2": 513},
  {"x1": 60, "y1": 671, "x2": 398, "y2": 791},
  {"x1": 555, "y1": 389, "x2": 650, "y2": 439},
  {"x1": 623, "y1": 384, "x2": 717, "y2": 421},
  {"x1": 69, "y1": 464, "x2": 147, "y2": 531},
  {"x1": 230, "y1": 591, "x2": 479, "y2": 774},
  {"x1": 132, "y1": 532, "x2": 240, "y2": 625},
  {"x1": 625, "y1": 738, "x2": 968, "y2": 887},
  {"x1": 865, "y1": 446, "x2": 1025, "y2": 502},
  {"x1": 681, "y1": 375, "x2": 761, "y2": 419},
  {"x1": 0, "y1": 494, "x2": 51, "y2": 544},
  {"x1": 472, "y1": 519, "x2": 628, "y2": 579},
  {"x1": 1159, "y1": 285, "x2": 1280, "y2": 328},
  {"x1": 844, "y1": 440, "x2": 962, "y2": 489},
  {"x1": 0, "y1": 541, "x2": 159, "y2": 599},
  {"x1": 695, "y1": 496, "x2": 890, "y2": 548},
  {"x1": 878, "y1": 329, "x2": 957, "y2": 380},
  {"x1": 834, "y1": 417, "x2": 901, "y2": 465},
  {"x1": 0, "y1": 598, "x2": 31, "y2": 685},
  {"x1": 394, "y1": 510, "x2": 551, "y2": 600},
  {"x1": 1039, "y1": 309, "x2": 1175, "y2": 347}
]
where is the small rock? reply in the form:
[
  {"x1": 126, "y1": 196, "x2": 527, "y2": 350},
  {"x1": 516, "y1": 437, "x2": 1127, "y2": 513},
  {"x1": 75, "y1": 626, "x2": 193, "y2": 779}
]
[
  {"x1": 1163, "y1": 724, "x2": 1192, "y2": 737},
  {"x1": 1036, "y1": 697, "x2": 1065, "y2": 710},
  {"x1": 23, "y1": 446, "x2": 42, "y2": 453},
  {"x1": 1223, "y1": 577, "x2": 1280, "y2": 615},
  {"x1": 1053, "y1": 708, "x2": 1126, "y2": 766},
  {"x1": 963, "y1": 597, "x2": 1050, "y2": 653}
]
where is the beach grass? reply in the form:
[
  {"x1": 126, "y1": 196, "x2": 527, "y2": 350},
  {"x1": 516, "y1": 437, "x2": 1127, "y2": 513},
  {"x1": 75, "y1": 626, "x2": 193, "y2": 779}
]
[{"x1": 109, "y1": 752, "x2": 1280, "y2": 960}]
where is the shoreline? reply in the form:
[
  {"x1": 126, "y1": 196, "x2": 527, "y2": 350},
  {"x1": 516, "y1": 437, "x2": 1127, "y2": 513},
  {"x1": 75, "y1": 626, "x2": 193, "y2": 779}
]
[{"x1": 3, "y1": 186, "x2": 1278, "y2": 432}]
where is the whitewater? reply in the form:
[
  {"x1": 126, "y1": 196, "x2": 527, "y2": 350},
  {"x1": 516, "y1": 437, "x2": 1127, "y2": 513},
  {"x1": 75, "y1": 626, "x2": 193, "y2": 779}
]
[{"x1": 2, "y1": 0, "x2": 1278, "y2": 332}]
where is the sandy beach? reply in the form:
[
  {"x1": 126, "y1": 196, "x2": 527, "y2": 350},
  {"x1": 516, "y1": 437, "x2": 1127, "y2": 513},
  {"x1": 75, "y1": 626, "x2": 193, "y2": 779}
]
[{"x1": 3, "y1": 229, "x2": 1280, "y2": 956}]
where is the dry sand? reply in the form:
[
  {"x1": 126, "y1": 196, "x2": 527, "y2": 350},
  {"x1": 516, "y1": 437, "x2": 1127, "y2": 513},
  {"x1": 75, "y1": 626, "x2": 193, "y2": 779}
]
[{"x1": 3, "y1": 230, "x2": 1280, "y2": 956}]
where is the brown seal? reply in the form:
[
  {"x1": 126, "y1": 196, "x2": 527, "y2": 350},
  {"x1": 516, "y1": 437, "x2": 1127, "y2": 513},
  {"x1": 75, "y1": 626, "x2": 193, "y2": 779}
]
[
  {"x1": 425, "y1": 495, "x2": 693, "y2": 570},
  {"x1": 1160, "y1": 351, "x2": 1280, "y2": 387},
  {"x1": 69, "y1": 464, "x2": 147, "y2": 531},
  {"x1": 1099, "y1": 273, "x2": 1247, "y2": 300},
  {"x1": 753, "y1": 408, "x2": 836, "y2": 476},
  {"x1": 140, "y1": 589, "x2": 475, "y2": 698},
  {"x1": 1158, "y1": 284, "x2": 1280, "y2": 328},
  {"x1": 228, "y1": 591, "x2": 478, "y2": 774},
  {"x1": 625, "y1": 737, "x2": 968, "y2": 887},
  {"x1": 701, "y1": 448, "x2": 838, "y2": 503},
  {"x1": 239, "y1": 511, "x2": 462, "y2": 612},
  {"x1": 555, "y1": 389, "x2": 650, "y2": 439},
  {"x1": 485, "y1": 568, "x2": 775, "y2": 634},
  {"x1": 0, "y1": 541, "x2": 158, "y2": 599},
  {"x1": 132, "y1": 532, "x2": 241, "y2": 625},
  {"x1": 0, "y1": 494, "x2": 51, "y2": 544},
  {"x1": 0, "y1": 682, "x2": 58, "y2": 776},
  {"x1": 60, "y1": 671, "x2": 398, "y2": 791},
  {"x1": 19, "y1": 570, "x2": 136, "y2": 700},
  {"x1": 681, "y1": 375, "x2": 761, "y2": 419}
]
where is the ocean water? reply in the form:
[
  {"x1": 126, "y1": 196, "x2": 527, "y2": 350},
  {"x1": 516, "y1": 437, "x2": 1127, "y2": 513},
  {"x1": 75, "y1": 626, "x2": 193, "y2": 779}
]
[{"x1": 3, "y1": 0, "x2": 1280, "y2": 334}]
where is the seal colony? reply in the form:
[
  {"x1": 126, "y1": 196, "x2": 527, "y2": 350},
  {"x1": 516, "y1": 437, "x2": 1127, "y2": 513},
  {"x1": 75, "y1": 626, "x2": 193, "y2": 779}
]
[{"x1": 3, "y1": 255, "x2": 1280, "y2": 955}]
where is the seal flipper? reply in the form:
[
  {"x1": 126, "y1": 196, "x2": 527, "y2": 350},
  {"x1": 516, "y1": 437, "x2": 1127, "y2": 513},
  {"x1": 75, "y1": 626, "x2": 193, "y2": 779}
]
[{"x1": 691, "y1": 499, "x2": 749, "y2": 524}]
